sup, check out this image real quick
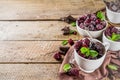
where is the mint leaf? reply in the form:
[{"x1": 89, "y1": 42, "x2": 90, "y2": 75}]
[
  {"x1": 107, "y1": 36, "x2": 112, "y2": 40},
  {"x1": 111, "y1": 33, "x2": 120, "y2": 41},
  {"x1": 71, "y1": 22, "x2": 76, "y2": 27},
  {"x1": 80, "y1": 47, "x2": 89, "y2": 54},
  {"x1": 62, "y1": 40, "x2": 68, "y2": 46},
  {"x1": 86, "y1": 51, "x2": 90, "y2": 57},
  {"x1": 90, "y1": 50, "x2": 98, "y2": 58},
  {"x1": 80, "y1": 47, "x2": 99, "y2": 58},
  {"x1": 108, "y1": 64, "x2": 118, "y2": 70},
  {"x1": 69, "y1": 30, "x2": 75, "y2": 34},
  {"x1": 97, "y1": 11, "x2": 105, "y2": 20},
  {"x1": 63, "y1": 63, "x2": 71, "y2": 72}
]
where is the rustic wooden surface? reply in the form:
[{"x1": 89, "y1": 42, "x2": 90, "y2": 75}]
[
  {"x1": 0, "y1": 0, "x2": 119, "y2": 80},
  {"x1": 0, "y1": 21, "x2": 81, "y2": 40},
  {"x1": 0, "y1": 0, "x2": 105, "y2": 20}
]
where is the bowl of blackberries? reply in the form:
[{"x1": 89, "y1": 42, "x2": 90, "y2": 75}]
[
  {"x1": 103, "y1": 26, "x2": 120, "y2": 51},
  {"x1": 74, "y1": 38, "x2": 109, "y2": 73},
  {"x1": 76, "y1": 12, "x2": 107, "y2": 38},
  {"x1": 105, "y1": 0, "x2": 120, "y2": 23}
]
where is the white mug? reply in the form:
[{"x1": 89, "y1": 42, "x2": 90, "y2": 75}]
[
  {"x1": 106, "y1": 7, "x2": 120, "y2": 24},
  {"x1": 74, "y1": 38, "x2": 109, "y2": 73},
  {"x1": 102, "y1": 27, "x2": 120, "y2": 51},
  {"x1": 76, "y1": 20, "x2": 108, "y2": 38}
]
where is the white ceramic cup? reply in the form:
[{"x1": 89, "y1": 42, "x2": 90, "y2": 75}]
[
  {"x1": 106, "y1": 7, "x2": 120, "y2": 24},
  {"x1": 102, "y1": 27, "x2": 120, "y2": 51},
  {"x1": 74, "y1": 38, "x2": 109, "y2": 73},
  {"x1": 76, "y1": 20, "x2": 107, "y2": 38}
]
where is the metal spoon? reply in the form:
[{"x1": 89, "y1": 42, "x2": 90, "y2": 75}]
[{"x1": 85, "y1": 27, "x2": 93, "y2": 39}]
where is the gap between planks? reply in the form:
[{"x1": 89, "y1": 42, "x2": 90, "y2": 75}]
[
  {"x1": 0, "y1": 62, "x2": 61, "y2": 64},
  {"x1": 2, "y1": 40, "x2": 78, "y2": 41},
  {"x1": 0, "y1": 19, "x2": 61, "y2": 21},
  {"x1": 0, "y1": 64, "x2": 60, "y2": 80}
]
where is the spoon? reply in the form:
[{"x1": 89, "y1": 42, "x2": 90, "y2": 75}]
[{"x1": 84, "y1": 27, "x2": 93, "y2": 39}]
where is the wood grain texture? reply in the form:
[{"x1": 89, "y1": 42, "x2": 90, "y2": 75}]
[
  {"x1": 0, "y1": 0, "x2": 119, "y2": 80},
  {"x1": 0, "y1": 64, "x2": 60, "y2": 80},
  {"x1": 0, "y1": 21, "x2": 82, "y2": 40},
  {"x1": 0, "y1": 64, "x2": 118, "y2": 80},
  {"x1": 0, "y1": 0, "x2": 105, "y2": 20},
  {"x1": 0, "y1": 41, "x2": 65, "y2": 62}
]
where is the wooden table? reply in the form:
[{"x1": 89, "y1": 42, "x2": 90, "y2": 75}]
[{"x1": 0, "y1": 0, "x2": 119, "y2": 80}]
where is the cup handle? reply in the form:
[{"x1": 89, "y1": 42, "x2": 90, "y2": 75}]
[
  {"x1": 103, "y1": 42, "x2": 110, "y2": 51},
  {"x1": 85, "y1": 30, "x2": 93, "y2": 38}
]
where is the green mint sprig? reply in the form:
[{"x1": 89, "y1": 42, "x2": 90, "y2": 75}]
[
  {"x1": 71, "y1": 22, "x2": 76, "y2": 27},
  {"x1": 97, "y1": 11, "x2": 105, "y2": 20},
  {"x1": 89, "y1": 50, "x2": 98, "y2": 58},
  {"x1": 63, "y1": 63, "x2": 71, "y2": 72},
  {"x1": 80, "y1": 47, "x2": 90, "y2": 56},
  {"x1": 62, "y1": 40, "x2": 68, "y2": 46},
  {"x1": 107, "y1": 33, "x2": 120, "y2": 41},
  {"x1": 80, "y1": 47, "x2": 98, "y2": 58},
  {"x1": 108, "y1": 64, "x2": 118, "y2": 70}
]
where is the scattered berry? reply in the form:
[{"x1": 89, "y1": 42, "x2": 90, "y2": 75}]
[
  {"x1": 53, "y1": 53, "x2": 62, "y2": 61},
  {"x1": 73, "y1": 31, "x2": 77, "y2": 35},
  {"x1": 68, "y1": 39, "x2": 74, "y2": 46},
  {"x1": 68, "y1": 68, "x2": 79, "y2": 77}
]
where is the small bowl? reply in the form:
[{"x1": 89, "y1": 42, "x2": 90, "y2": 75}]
[
  {"x1": 76, "y1": 20, "x2": 108, "y2": 38},
  {"x1": 102, "y1": 27, "x2": 120, "y2": 51},
  {"x1": 106, "y1": 7, "x2": 120, "y2": 24},
  {"x1": 74, "y1": 38, "x2": 109, "y2": 73}
]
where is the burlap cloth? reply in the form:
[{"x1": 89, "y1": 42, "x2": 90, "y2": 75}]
[{"x1": 59, "y1": 46, "x2": 120, "y2": 80}]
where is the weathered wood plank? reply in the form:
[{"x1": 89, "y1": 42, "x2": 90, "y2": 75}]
[
  {"x1": 0, "y1": 64, "x2": 119, "y2": 80},
  {"x1": 0, "y1": 41, "x2": 65, "y2": 62},
  {"x1": 0, "y1": 0, "x2": 105, "y2": 20},
  {"x1": 0, "y1": 21, "x2": 82, "y2": 40},
  {"x1": 0, "y1": 64, "x2": 60, "y2": 80}
]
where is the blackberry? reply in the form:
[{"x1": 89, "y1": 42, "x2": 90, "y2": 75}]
[
  {"x1": 68, "y1": 68, "x2": 79, "y2": 77},
  {"x1": 53, "y1": 53, "x2": 62, "y2": 61},
  {"x1": 68, "y1": 39, "x2": 74, "y2": 46}
]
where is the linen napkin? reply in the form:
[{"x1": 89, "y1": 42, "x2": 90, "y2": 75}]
[{"x1": 59, "y1": 46, "x2": 120, "y2": 80}]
